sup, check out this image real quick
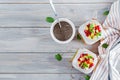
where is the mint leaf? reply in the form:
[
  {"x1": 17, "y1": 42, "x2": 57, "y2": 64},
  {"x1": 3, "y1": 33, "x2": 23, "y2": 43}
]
[
  {"x1": 103, "y1": 10, "x2": 109, "y2": 16},
  {"x1": 46, "y1": 17, "x2": 55, "y2": 23},
  {"x1": 55, "y1": 54, "x2": 62, "y2": 61},
  {"x1": 102, "y1": 43, "x2": 109, "y2": 48},
  {"x1": 84, "y1": 75, "x2": 90, "y2": 80},
  {"x1": 77, "y1": 34, "x2": 81, "y2": 40}
]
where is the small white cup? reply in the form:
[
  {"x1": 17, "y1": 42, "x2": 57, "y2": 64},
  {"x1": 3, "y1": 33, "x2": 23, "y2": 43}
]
[{"x1": 50, "y1": 18, "x2": 76, "y2": 44}]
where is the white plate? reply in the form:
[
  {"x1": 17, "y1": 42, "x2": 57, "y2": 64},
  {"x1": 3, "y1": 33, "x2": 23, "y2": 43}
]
[{"x1": 72, "y1": 48, "x2": 98, "y2": 74}]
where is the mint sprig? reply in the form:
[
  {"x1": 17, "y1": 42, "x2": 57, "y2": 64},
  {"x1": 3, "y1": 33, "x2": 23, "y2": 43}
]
[
  {"x1": 103, "y1": 10, "x2": 109, "y2": 16},
  {"x1": 55, "y1": 54, "x2": 62, "y2": 61},
  {"x1": 77, "y1": 34, "x2": 81, "y2": 40},
  {"x1": 84, "y1": 75, "x2": 90, "y2": 80},
  {"x1": 102, "y1": 43, "x2": 109, "y2": 48},
  {"x1": 46, "y1": 17, "x2": 55, "y2": 23}
]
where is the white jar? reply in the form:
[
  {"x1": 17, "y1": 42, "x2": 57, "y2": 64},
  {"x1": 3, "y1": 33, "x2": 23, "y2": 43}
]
[
  {"x1": 72, "y1": 48, "x2": 98, "y2": 74},
  {"x1": 78, "y1": 20, "x2": 105, "y2": 45}
]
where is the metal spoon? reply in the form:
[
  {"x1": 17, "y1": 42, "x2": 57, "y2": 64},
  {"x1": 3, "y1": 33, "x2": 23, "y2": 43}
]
[
  {"x1": 49, "y1": 0, "x2": 62, "y2": 28},
  {"x1": 49, "y1": 0, "x2": 66, "y2": 41}
]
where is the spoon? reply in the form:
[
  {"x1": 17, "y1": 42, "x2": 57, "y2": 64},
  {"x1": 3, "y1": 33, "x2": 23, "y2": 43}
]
[
  {"x1": 49, "y1": 0, "x2": 66, "y2": 40},
  {"x1": 49, "y1": 0, "x2": 62, "y2": 28}
]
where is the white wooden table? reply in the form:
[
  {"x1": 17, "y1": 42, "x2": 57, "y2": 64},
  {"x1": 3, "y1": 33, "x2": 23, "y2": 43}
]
[{"x1": 0, "y1": 0, "x2": 118, "y2": 80}]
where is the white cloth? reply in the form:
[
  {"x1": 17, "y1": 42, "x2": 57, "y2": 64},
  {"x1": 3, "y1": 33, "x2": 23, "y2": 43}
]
[
  {"x1": 90, "y1": 0, "x2": 120, "y2": 80},
  {"x1": 109, "y1": 38, "x2": 120, "y2": 80}
]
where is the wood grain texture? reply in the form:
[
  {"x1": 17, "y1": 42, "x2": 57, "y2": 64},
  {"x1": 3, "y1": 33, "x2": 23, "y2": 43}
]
[
  {"x1": 0, "y1": 4, "x2": 110, "y2": 27},
  {"x1": 0, "y1": 0, "x2": 119, "y2": 80},
  {"x1": 0, "y1": 0, "x2": 116, "y2": 4},
  {"x1": 0, "y1": 53, "x2": 119, "y2": 74},
  {"x1": 0, "y1": 28, "x2": 99, "y2": 53},
  {"x1": 0, "y1": 53, "x2": 80, "y2": 73},
  {"x1": 0, "y1": 74, "x2": 85, "y2": 80}
]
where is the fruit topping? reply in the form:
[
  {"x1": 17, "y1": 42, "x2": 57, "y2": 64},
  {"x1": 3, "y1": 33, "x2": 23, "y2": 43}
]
[
  {"x1": 84, "y1": 23, "x2": 101, "y2": 39},
  {"x1": 77, "y1": 53, "x2": 94, "y2": 69}
]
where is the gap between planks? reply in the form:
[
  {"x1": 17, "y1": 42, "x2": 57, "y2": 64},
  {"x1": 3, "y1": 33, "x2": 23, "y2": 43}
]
[
  {"x1": 0, "y1": 73, "x2": 82, "y2": 74},
  {"x1": 0, "y1": 52, "x2": 75, "y2": 54},
  {"x1": 0, "y1": 26, "x2": 79, "y2": 28},
  {"x1": 0, "y1": 2, "x2": 113, "y2": 4}
]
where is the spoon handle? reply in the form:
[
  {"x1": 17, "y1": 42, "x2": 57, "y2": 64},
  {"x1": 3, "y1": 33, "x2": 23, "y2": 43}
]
[
  {"x1": 49, "y1": 0, "x2": 62, "y2": 28},
  {"x1": 49, "y1": 0, "x2": 58, "y2": 17}
]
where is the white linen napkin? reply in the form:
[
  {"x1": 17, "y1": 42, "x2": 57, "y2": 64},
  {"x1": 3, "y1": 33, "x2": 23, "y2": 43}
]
[{"x1": 90, "y1": 0, "x2": 120, "y2": 80}]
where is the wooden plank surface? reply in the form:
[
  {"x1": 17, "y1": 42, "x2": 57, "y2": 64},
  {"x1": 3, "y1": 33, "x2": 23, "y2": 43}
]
[
  {"x1": 0, "y1": 52, "x2": 80, "y2": 73},
  {"x1": 0, "y1": 52, "x2": 119, "y2": 74},
  {"x1": 0, "y1": 0, "x2": 116, "y2": 4},
  {"x1": 0, "y1": 74, "x2": 85, "y2": 80},
  {"x1": 0, "y1": 28, "x2": 99, "y2": 53},
  {"x1": 0, "y1": 4, "x2": 110, "y2": 27}
]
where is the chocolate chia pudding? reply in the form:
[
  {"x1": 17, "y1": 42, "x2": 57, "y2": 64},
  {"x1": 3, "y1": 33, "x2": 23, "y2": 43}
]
[{"x1": 53, "y1": 21, "x2": 73, "y2": 41}]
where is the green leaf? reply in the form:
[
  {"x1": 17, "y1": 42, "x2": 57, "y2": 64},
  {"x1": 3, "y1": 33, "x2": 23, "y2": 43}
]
[
  {"x1": 46, "y1": 17, "x2": 55, "y2": 23},
  {"x1": 55, "y1": 54, "x2": 62, "y2": 61},
  {"x1": 103, "y1": 10, "x2": 109, "y2": 16},
  {"x1": 84, "y1": 75, "x2": 90, "y2": 80},
  {"x1": 102, "y1": 43, "x2": 109, "y2": 48},
  {"x1": 77, "y1": 34, "x2": 81, "y2": 40}
]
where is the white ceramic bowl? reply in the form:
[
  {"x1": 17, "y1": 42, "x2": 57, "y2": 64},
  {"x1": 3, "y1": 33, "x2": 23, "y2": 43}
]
[
  {"x1": 78, "y1": 20, "x2": 105, "y2": 45},
  {"x1": 50, "y1": 18, "x2": 76, "y2": 44},
  {"x1": 72, "y1": 48, "x2": 98, "y2": 74}
]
